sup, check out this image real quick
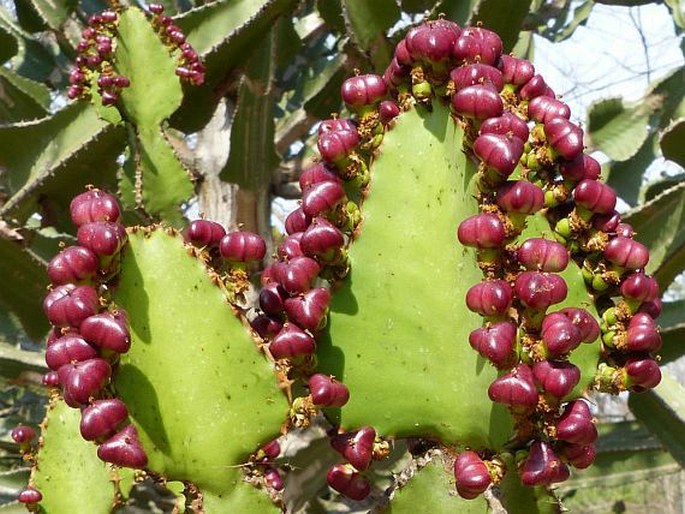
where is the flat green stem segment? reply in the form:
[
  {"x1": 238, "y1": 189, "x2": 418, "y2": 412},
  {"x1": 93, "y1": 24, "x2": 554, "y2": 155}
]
[
  {"x1": 388, "y1": 456, "x2": 488, "y2": 513},
  {"x1": 113, "y1": 229, "x2": 288, "y2": 497},
  {"x1": 33, "y1": 398, "x2": 116, "y2": 514},
  {"x1": 317, "y1": 102, "x2": 512, "y2": 448},
  {"x1": 203, "y1": 483, "x2": 281, "y2": 513}
]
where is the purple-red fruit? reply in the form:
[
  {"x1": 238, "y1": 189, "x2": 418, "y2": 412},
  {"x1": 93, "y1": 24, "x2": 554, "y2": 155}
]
[
  {"x1": 70, "y1": 189, "x2": 122, "y2": 226},
  {"x1": 77, "y1": 222, "x2": 128, "y2": 257},
  {"x1": 406, "y1": 20, "x2": 460, "y2": 64},
  {"x1": 317, "y1": 129, "x2": 360, "y2": 164},
  {"x1": 496, "y1": 181, "x2": 545, "y2": 214},
  {"x1": 299, "y1": 163, "x2": 341, "y2": 191},
  {"x1": 184, "y1": 220, "x2": 226, "y2": 247},
  {"x1": 616, "y1": 223, "x2": 634, "y2": 238},
  {"x1": 479, "y1": 112, "x2": 529, "y2": 142},
  {"x1": 47, "y1": 246, "x2": 99, "y2": 285},
  {"x1": 573, "y1": 179, "x2": 617, "y2": 214},
  {"x1": 18, "y1": 487, "x2": 42, "y2": 504},
  {"x1": 514, "y1": 272, "x2": 567, "y2": 310},
  {"x1": 544, "y1": 118, "x2": 584, "y2": 161},
  {"x1": 341, "y1": 74, "x2": 387, "y2": 108},
  {"x1": 80, "y1": 311, "x2": 131, "y2": 354},
  {"x1": 43, "y1": 371, "x2": 60, "y2": 387},
  {"x1": 560, "y1": 154, "x2": 601, "y2": 182},
  {"x1": 519, "y1": 74, "x2": 551, "y2": 101},
  {"x1": 379, "y1": 101, "x2": 400, "y2": 125},
  {"x1": 532, "y1": 360, "x2": 580, "y2": 398},
  {"x1": 592, "y1": 210, "x2": 621, "y2": 233},
  {"x1": 520, "y1": 440, "x2": 570, "y2": 486},
  {"x1": 557, "y1": 308, "x2": 600, "y2": 343},
  {"x1": 469, "y1": 320, "x2": 517, "y2": 368},
  {"x1": 43, "y1": 284, "x2": 99, "y2": 328},
  {"x1": 499, "y1": 55, "x2": 535, "y2": 86},
  {"x1": 517, "y1": 238, "x2": 569, "y2": 272},
  {"x1": 466, "y1": 280, "x2": 513, "y2": 317},
  {"x1": 264, "y1": 467, "x2": 284, "y2": 491},
  {"x1": 80, "y1": 398, "x2": 128, "y2": 441},
  {"x1": 309, "y1": 374, "x2": 350, "y2": 408},
  {"x1": 284, "y1": 208, "x2": 312, "y2": 235},
  {"x1": 97, "y1": 424, "x2": 148, "y2": 468},
  {"x1": 301, "y1": 180, "x2": 346, "y2": 218},
  {"x1": 561, "y1": 443, "x2": 596, "y2": 469},
  {"x1": 58, "y1": 358, "x2": 111, "y2": 407},
  {"x1": 624, "y1": 355, "x2": 661, "y2": 391},
  {"x1": 527, "y1": 96, "x2": 570, "y2": 123},
  {"x1": 541, "y1": 313, "x2": 582, "y2": 356},
  {"x1": 251, "y1": 314, "x2": 283, "y2": 340},
  {"x1": 259, "y1": 283, "x2": 287, "y2": 316},
  {"x1": 45, "y1": 334, "x2": 98, "y2": 371},
  {"x1": 620, "y1": 273, "x2": 659, "y2": 303},
  {"x1": 283, "y1": 287, "x2": 331, "y2": 332},
  {"x1": 275, "y1": 256, "x2": 321, "y2": 294},
  {"x1": 269, "y1": 323, "x2": 316, "y2": 359},
  {"x1": 11, "y1": 425, "x2": 36, "y2": 445},
  {"x1": 219, "y1": 231, "x2": 266, "y2": 263},
  {"x1": 473, "y1": 134, "x2": 524, "y2": 177},
  {"x1": 452, "y1": 84, "x2": 503, "y2": 120},
  {"x1": 454, "y1": 451, "x2": 492, "y2": 500},
  {"x1": 318, "y1": 118, "x2": 357, "y2": 135},
  {"x1": 457, "y1": 213, "x2": 506, "y2": 249},
  {"x1": 330, "y1": 426, "x2": 376, "y2": 471},
  {"x1": 488, "y1": 364, "x2": 538, "y2": 409},
  {"x1": 604, "y1": 237, "x2": 649, "y2": 270},
  {"x1": 450, "y1": 64, "x2": 503, "y2": 91},
  {"x1": 260, "y1": 439, "x2": 281, "y2": 461},
  {"x1": 301, "y1": 218, "x2": 344, "y2": 261},
  {"x1": 453, "y1": 27, "x2": 502, "y2": 65},
  {"x1": 556, "y1": 400, "x2": 597, "y2": 445},
  {"x1": 640, "y1": 298, "x2": 662, "y2": 319},
  {"x1": 326, "y1": 464, "x2": 370, "y2": 501},
  {"x1": 277, "y1": 232, "x2": 304, "y2": 260}
]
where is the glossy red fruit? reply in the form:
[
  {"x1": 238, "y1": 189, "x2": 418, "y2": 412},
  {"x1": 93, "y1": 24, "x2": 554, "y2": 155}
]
[
  {"x1": 301, "y1": 180, "x2": 346, "y2": 218},
  {"x1": 520, "y1": 440, "x2": 570, "y2": 486},
  {"x1": 454, "y1": 451, "x2": 492, "y2": 500},
  {"x1": 277, "y1": 232, "x2": 305, "y2": 260},
  {"x1": 48, "y1": 246, "x2": 99, "y2": 285},
  {"x1": 184, "y1": 220, "x2": 226, "y2": 247},
  {"x1": 604, "y1": 237, "x2": 649, "y2": 270},
  {"x1": 499, "y1": 55, "x2": 535, "y2": 86},
  {"x1": 77, "y1": 222, "x2": 128, "y2": 257},
  {"x1": 80, "y1": 398, "x2": 129, "y2": 441},
  {"x1": 18, "y1": 487, "x2": 42, "y2": 504},
  {"x1": 259, "y1": 439, "x2": 281, "y2": 461},
  {"x1": 42, "y1": 371, "x2": 60, "y2": 387},
  {"x1": 298, "y1": 163, "x2": 341, "y2": 191},
  {"x1": 274, "y1": 256, "x2": 321, "y2": 294},
  {"x1": 453, "y1": 27, "x2": 502, "y2": 65},
  {"x1": 219, "y1": 231, "x2": 266, "y2": 263},
  {"x1": 406, "y1": 20, "x2": 460, "y2": 64},
  {"x1": 468, "y1": 320, "x2": 517, "y2": 368},
  {"x1": 573, "y1": 179, "x2": 617, "y2": 214},
  {"x1": 264, "y1": 467, "x2": 284, "y2": 491},
  {"x1": 330, "y1": 426, "x2": 376, "y2": 471},
  {"x1": 97, "y1": 424, "x2": 148, "y2": 468},
  {"x1": 259, "y1": 282, "x2": 287, "y2": 316},
  {"x1": 379, "y1": 101, "x2": 400, "y2": 125},
  {"x1": 80, "y1": 310, "x2": 131, "y2": 354},
  {"x1": 58, "y1": 358, "x2": 111, "y2": 407},
  {"x1": 326, "y1": 464, "x2": 371, "y2": 501},
  {"x1": 250, "y1": 314, "x2": 283, "y2": 340},
  {"x1": 450, "y1": 63, "x2": 503, "y2": 92},
  {"x1": 527, "y1": 96, "x2": 570, "y2": 123},
  {"x1": 592, "y1": 210, "x2": 621, "y2": 233},
  {"x1": 11, "y1": 425, "x2": 36, "y2": 444},
  {"x1": 70, "y1": 189, "x2": 122, "y2": 226},
  {"x1": 318, "y1": 118, "x2": 357, "y2": 135},
  {"x1": 517, "y1": 238, "x2": 569, "y2": 272},
  {"x1": 624, "y1": 355, "x2": 661, "y2": 391},
  {"x1": 556, "y1": 400, "x2": 597, "y2": 445},
  {"x1": 309, "y1": 374, "x2": 350, "y2": 408},
  {"x1": 560, "y1": 154, "x2": 601, "y2": 182},
  {"x1": 452, "y1": 84, "x2": 503, "y2": 120},
  {"x1": 544, "y1": 118, "x2": 584, "y2": 161},
  {"x1": 487, "y1": 364, "x2": 538, "y2": 409},
  {"x1": 519, "y1": 74, "x2": 551, "y2": 101},
  {"x1": 301, "y1": 218, "x2": 344, "y2": 261},
  {"x1": 43, "y1": 284, "x2": 99, "y2": 328},
  {"x1": 284, "y1": 207, "x2": 312, "y2": 235},
  {"x1": 466, "y1": 280, "x2": 513, "y2": 317},
  {"x1": 496, "y1": 180, "x2": 545, "y2": 214},
  {"x1": 479, "y1": 112, "x2": 529, "y2": 142},
  {"x1": 625, "y1": 323, "x2": 662, "y2": 352},
  {"x1": 620, "y1": 273, "x2": 659, "y2": 303},
  {"x1": 45, "y1": 334, "x2": 98, "y2": 371},
  {"x1": 383, "y1": 57, "x2": 409, "y2": 88},
  {"x1": 561, "y1": 443, "x2": 596, "y2": 469},
  {"x1": 341, "y1": 74, "x2": 387, "y2": 108},
  {"x1": 557, "y1": 308, "x2": 600, "y2": 343},
  {"x1": 473, "y1": 133, "x2": 524, "y2": 177},
  {"x1": 639, "y1": 298, "x2": 662, "y2": 319},
  {"x1": 616, "y1": 222, "x2": 634, "y2": 238},
  {"x1": 269, "y1": 323, "x2": 316, "y2": 359},
  {"x1": 394, "y1": 39, "x2": 413, "y2": 67},
  {"x1": 541, "y1": 312, "x2": 583, "y2": 356},
  {"x1": 283, "y1": 287, "x2": 331, "y2": 332},
  {"x1": 532, "y1": 360, "x2": 580, "y2": 398},
  {"x1": 457, "y1": 213, "x2": 506, "y2": 249},
  {"x1": 514, "y1": 272, "x2": 568, "y2": 310},
  {"x1": 317, "y1": 129, "x2": 360, "y2": 164}
]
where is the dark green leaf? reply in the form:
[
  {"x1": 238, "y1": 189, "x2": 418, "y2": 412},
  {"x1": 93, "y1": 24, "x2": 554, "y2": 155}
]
[
  {"x1": 430, "y1": 0, "x2": 479, "y2": 25},
  {"x1": 302, "y1": 56, "x2": 345, "y2": 119},
  {"x1": 0, "y1": 343, "x2": 45, "y2": 379},
  {"x1": 0, "y1": 23, "x2": 18, "y2": 64},
  {"x1": 661, "y1": 118, "x2": 685, "y2": 167},
  {"x1": 657, "y1": 299, "x2": 685, "y2": 365},
  {"x1": 0, "y1": 66, "x2": 49, "y2": 122},
  {"x1": 401, "y1": 0, "x2": 436, "y2": 14},
  {"x1": 16, "y1": 0, "x2": 77, "y2": 32},
  {"x1": 469, "y1": 0, "x2": 534, "y2": 52},
  {"x1": 0, "y1": 8, "x2": 55, "y2": 82},
  {"x1": 628, "y1": 371, "x2": 685, "y2": 468},
  {"x1": 316, "y1": 0, "x2": 344, "y2": 33},
  {"x1": 13, "y1": 0, "x2": 47, "y2": 33},
  {"x1": 605, "y1": 136, "x2": 655, "y2": 207},
  {"x1": 341, "y1": 0, "x2": 398, "y2": 68},
  {"x1": 642, "y1": 173, "x2": 685, "y2": 203}
]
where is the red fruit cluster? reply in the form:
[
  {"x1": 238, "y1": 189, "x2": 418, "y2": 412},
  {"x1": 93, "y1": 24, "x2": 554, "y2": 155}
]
[
  {"x1": 41, "y1": 188, "x2": 148, "y2": 476},
  {"x1": 68, "y1": 10, "x2": 130, "y2": 104},
  {"x1": 148, "y1": 4, "x2": 206, "y2": 86}
]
